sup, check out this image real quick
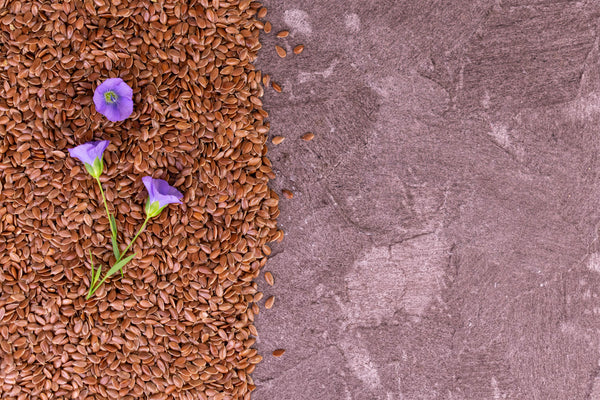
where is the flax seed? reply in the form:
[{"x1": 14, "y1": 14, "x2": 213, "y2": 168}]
[
  {"x1": 301, "y1": 132, "x2": 315, "y2": 141},
  {"x1": 265, "y1": 271, "x2": 275, "y2": 286},
  {"x1": 265, "y1": 296, "x2": 275, "y2": 309},
  {"x1": 272, "y1": 349, "x2": 286, "y2": 357},
  {"x1": 272, "y1": 82, "x2": 282, "y2": 93},
  {"x1": 275, "y1": 45, "x2": 287, "y2": 58},
  {"x1": 0, "y1": 0, "x2": 280, "y2": 398},
  {"x1": 272, "y1": 136, "x2": 285, "y2": 145}
]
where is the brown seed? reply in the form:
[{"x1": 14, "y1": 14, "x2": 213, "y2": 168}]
[
  {"x1": 276, "y1": 30, "x2": 289, "y2": 38},
  {"x1": 272, "y1": 82, "x2": 282, "y2": 93},
  {"x1": 265, "y1": 296, "x2": 275, "y2": 309},
  {"x1": 275, "y1": 45, "x2": 287, "y2": 58},
  {"x1": 301, "y1": 132, "x2": 315, "y2": 141},
  {"x1": 282, "y1": 189, "x2": 294, "y2": 199},
  {"x1": 293, "y1": 45, "x2": 305, "y2": 54},
  {"x1": 265, "y1": 271, "x2": 275, "y2": 286},
  {"x1": 272, "y1": 349, "x2": 286, "y2": 357},
  {"x1": 258, "y1": 7, "x2": 268, "y2": 19},
  {"x1": 262, "y1": 74, "x2": 271, "y2": 87},
  {"x1": 264, "y1": 21, "x2": 272, "y2": 33},
  {"x1": 272, "y1": 136, "x2": 285, "y2": 145},
  {"x1": 0, "y1": 1, "x2": 279, "y2": 398}
]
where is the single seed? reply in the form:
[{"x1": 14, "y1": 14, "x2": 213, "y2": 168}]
[
  {"x1": 262, "y1": 74, "x2": 271, "y2": 87},
  {"x1": 265, "y1": 296, "x2": 275, "y2": 309},
  {"x1": 301, "y1": 132, "x2": 315, "y2": 141},
  {"x1": 265, "y1": 271, "x2": 274, "y2": 286},
  {"x1": 272, "y1": 82, "x2": 282, "y2": 93},
  {"x1": 272, "y1": 349, "x2": 286, "y2": 357},
  {"x1": 293, "y1": 45, "x2": 304, "y2": 54},
  {"x1": 258, "y1": 7, "x2": 268, "y2": 18},
  {"x1": 276, "y1": 30, "x2": 289, "y2": 38},
  {"x1": 272, "y1": 136, "x2": 285, "y2": 145},
  {"x1": 264, "y1": 21, "x2": 272, "y2": 33},
  {"x1": 275, "y1": 45, "x2": 286, "y2": 58},
  {"x1": 282, "y1": 189, "x2": 294, "y2": 199}
]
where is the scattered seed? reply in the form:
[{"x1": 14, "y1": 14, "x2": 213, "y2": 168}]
[
  {"x1": 263, "y1": 74, "x2": 271, "y2": 87},
  {"x1": 265, "y1": 271, "x2": 275, "y2": 286},
  {"x1": 264, "y1": 21, "x2": 272, "y2": 33},
  {"x1": 258, "y1": 7, "x2": 268, "y2": 19},
  {"x1": 276, "y1": 30, "x2": 289, "y2": 38},
  {"x1": 272, "y1": 349, "x2": 286, "y2": 357},
  {"x1": 301, "y1": 132, "x2": 315, "y2": 141},
  {"x1": 275, "y1": 45, "x2": 287, "y2": 58},
  {"x1": 272, "y1": 136, "x2": 285, "y2": 145},
  {"x1": 282, "y1": 189, "x2": 294, "y2": 199},
  {"x1": 265, "y1": 296, "x2": 275, "y2": 309},
  {"x1": 272, "y1": 82, "x2": 282, "y2": 93},
  {"x1": 293, "y1": 45, "x2": 305, "y2": 54}
]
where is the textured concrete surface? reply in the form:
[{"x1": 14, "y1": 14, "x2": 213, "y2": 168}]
[{"x1": 254, "y1": 1, "x2": 600, "y2": 399}]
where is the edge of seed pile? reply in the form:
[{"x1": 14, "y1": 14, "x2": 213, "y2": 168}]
[{"x1": 0, "y1": 1, "x2": 284, "y2": 399}]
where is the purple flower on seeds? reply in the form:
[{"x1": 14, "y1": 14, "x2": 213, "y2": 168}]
[
  {"x1": 142, "y1": 176, "x2": 184, "y2": 218},
  {"x1": 93, "y1": 78, "x2": 133, "y2": 122},
  {"x1": 68, "y1": 140, "x2": 110, "y2": 178}
]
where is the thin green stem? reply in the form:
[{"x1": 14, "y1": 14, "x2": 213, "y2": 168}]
[
  {"x1": 95, "y1": 177, "x2": 112, "y2": 225},
  {"x1": 119, "y1": 216, "x2": 150, "y2": 261},
  {"x1": 86, "y1": 217, "x2": 149, "y2": 298}
]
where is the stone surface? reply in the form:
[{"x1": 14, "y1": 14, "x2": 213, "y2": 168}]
[{"x1": 254, "y1": 1, "x2": 600, "y2": 399}]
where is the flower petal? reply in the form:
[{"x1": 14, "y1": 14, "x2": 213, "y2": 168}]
[
  {"x1": 116, "y1": 97, "x2": 134, "y2": 120},
  {"x1": 69, "y1": 146, "x2": 94, "y2": 165},
  {"x1": 88, "y1": 140, "x2": 109, "y2": 160},
  {"x1": 142, "y1": 177, "x2": 183, "y2": 209},
  {"x1": 93, "y1": 89, "x2": 108, "y2": 114},
  {"x1": 103, "y1": 104, "x2": 124, "y2": 122},
  {"x1": 93, "y1": 78, "x2": 134, "y2": 121},
  {"x1": 69, "y1": 140, "x2": 110, "y2": 166},
  {"x1": 142, "y1": 176, "x2": 157, "y2": 198},
  {"x1": 155, "y1": 179, "x2": 184, "y2": 199},
  {"x1": 98, "y1": 78, "x2": 126, "y2": 93},
  {"x1": 113, "y1": 79, "x2": 133, "y2": 99}
]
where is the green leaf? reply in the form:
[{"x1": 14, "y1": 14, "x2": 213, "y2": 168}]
[
  {"x1": 87, "y1": 251, "x2": 98, "y2": 299},
  {"x1": 89, "y1": 252, "x2": 101, "y2": 286},
  {"x1": 88, "y1": 251, "x2": 95, "y2": 280},
  {"x1": 86, "y1": 253, "x2": 136, "y2": 300},
  {"x1": 109, "y1": 214, "x2": 118, "y2": 237},
  {"x1": 92, "y1": 264, "x2": 102, "y2": 287},
  {"x1": 111, "y1": 234, "x2": 121, "y2": 261},
  {"x1": 104, "y1": 253, "x2": 136, "y2": 280}
]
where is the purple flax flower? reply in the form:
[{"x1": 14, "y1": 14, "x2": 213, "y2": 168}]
[
  {"x1": 142, "y1": 176, "x2": 184, "y2": 218},
  {"x1": 68, "y1": 140, "x2": 110, "y2": 178},
  {"x1": 93, "y1": 78, "x2": 133, "y2": 122}
]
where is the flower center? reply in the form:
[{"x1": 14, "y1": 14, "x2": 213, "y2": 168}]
[{"x1": 104, "y1": 91, "x2": 118, "y2": 104}]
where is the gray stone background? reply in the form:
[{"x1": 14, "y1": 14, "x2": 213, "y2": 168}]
[{"x1": 254, "y1": 1, "x2": 600, "y2": 399}]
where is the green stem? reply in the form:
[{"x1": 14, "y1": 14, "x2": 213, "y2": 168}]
[
  {"x1": 95, "y1": 177, "x2": 112, "y2": 227},
  {"x1": 118, "y1": 215, "x2": 150, "y2": 261},
  {"x1": 87, "y1": 217, "x2": 149, "y2": 298}
]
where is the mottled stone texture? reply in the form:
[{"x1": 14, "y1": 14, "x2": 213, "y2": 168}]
[{"x1": 254, "y1": 1, "x2": 600, "y2": 399}]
